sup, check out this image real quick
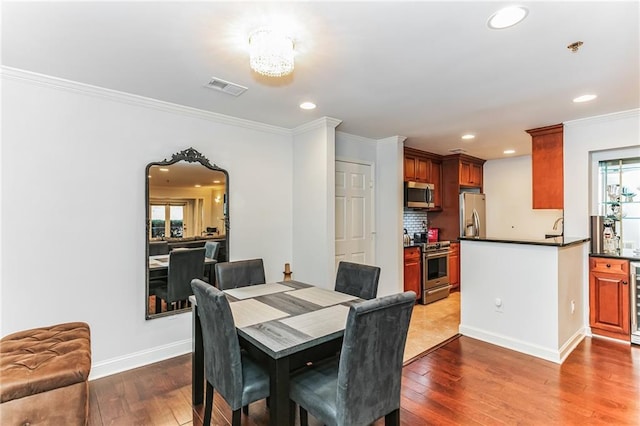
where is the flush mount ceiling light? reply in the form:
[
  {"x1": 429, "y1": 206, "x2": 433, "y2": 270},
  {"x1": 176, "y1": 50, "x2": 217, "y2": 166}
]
[
  {"x1": 299, "y1": 101, "x2": 316, "y2": 110},
  {"x1": 573, "y1": 94, "x2": 597, "y2": 103},
  {"x1": 461, "y1": 134, "x2": 475, "y2": 140},
  {"x1": 249, "y1": 27, "x2": 294, "y2": 77},
  {"x1": 488, "y1": 6, "x2": 528, "y2": 29}
]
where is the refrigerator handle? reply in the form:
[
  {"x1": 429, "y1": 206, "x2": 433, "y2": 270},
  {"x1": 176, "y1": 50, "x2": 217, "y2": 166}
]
[{"x1": 472, "y1": 209, "x2": 480, "y2": 237}]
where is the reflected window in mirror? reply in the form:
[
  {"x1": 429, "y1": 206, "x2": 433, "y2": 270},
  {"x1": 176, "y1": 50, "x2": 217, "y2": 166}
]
[{"x1": 146, "y1": 148, "x2": 229, "y2": 319}]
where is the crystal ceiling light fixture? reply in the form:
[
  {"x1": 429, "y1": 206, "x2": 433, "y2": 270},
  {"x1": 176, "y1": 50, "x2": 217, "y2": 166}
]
[
  {"x1": 249, "y1": 27, "x2": 295, "y2": 77},
  {"x1": 488, "y1": 6, "x2": 528, "y2": 29}
]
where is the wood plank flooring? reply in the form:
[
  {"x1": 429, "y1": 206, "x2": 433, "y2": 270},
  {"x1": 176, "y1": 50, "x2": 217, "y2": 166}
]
[{"x1": 88, "y1": 336, "x2": 640, "y2": 425}]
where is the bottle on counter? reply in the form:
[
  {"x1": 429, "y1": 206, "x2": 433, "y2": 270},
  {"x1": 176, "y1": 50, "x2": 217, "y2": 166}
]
[{"x1": 603, "y1": 223, "x2": 615, "y2": 254}]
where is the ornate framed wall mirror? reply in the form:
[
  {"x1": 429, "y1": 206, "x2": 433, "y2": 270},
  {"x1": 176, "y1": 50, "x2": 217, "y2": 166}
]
[{"x1": 145, "y1": 148, "x2": 229, "y2": 319}]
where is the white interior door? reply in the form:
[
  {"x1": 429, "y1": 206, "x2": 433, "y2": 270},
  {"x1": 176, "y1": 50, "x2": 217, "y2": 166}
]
[{"x1": 335, "y1": 161, "x2": 374, "y2": 268}]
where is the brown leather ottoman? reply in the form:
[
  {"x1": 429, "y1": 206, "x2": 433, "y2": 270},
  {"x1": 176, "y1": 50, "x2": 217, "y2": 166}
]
[{"x1": 1, "y1": 322, "x2": 91, "y2": 425}]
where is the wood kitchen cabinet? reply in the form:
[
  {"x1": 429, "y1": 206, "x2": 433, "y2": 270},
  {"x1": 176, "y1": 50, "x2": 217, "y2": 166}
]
[
  {"x1": 526, "y1": 123, "x2": 563, "y2": 209},
  {"x1": 403, "y1": 147, "x2": 443, "y2": 210},
  {"x1": 427, "y1": 153, "x2": 485, "y2": 241},
  {"x1": 448, "y1": 242, "x2": 460, "y2": 290},
  {"x1": 589, "y1": 256, "x2": 630, "y2": 341},
  {"x1": 404, "y1": 246, "x2": 421, "y2": 301}
]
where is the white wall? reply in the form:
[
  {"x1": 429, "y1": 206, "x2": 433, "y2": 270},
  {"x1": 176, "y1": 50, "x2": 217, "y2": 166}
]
[
  {"x1": 291, "y1": 118, "x2": 340, "y2": 289},
  {"x1": 484, "y1": 155, "x2": 563, "y2": 239},
  {"x1": 1, "y1": 69, "x2": 295, "y2": 378}
]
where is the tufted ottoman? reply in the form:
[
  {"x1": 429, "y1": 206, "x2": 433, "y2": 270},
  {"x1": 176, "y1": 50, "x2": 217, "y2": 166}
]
[{"x1": 0, "y1": 322, "x2": 91, "y2": 425}]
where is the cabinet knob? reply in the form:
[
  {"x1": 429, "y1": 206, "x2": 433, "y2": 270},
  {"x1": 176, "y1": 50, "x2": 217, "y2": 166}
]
[
  {"x1": 606, "y1": 263, "x2": 611, "y2": 268},
  {"x1": 623, "y1": 280, "x2": 628, "y2": 285}
]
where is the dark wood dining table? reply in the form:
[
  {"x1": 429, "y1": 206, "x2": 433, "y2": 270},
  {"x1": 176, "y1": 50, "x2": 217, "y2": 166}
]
[{"x1": 190, "y1": 280, "x2": 362, "y2": 426}]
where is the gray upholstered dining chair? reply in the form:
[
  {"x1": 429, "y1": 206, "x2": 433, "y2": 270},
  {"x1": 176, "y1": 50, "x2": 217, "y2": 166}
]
[
  {"x1": 334, "y1": 261, "x2": 381, "y2": 300},
  {"x1": 190, "y1": 279, "x2": 270, "y2": 426},
  {"x1": 215, "y1": 258, "x2": 266, "y2": 290},
  {"x1": 151, "y1": 247, "x2": 205, "y2": 313},
  {"x1": 204, "y1": 241, "x2": 220, "y2": 260},
  {"x1": 289, "y1": 291, "x2": 415, "y2": 426}
]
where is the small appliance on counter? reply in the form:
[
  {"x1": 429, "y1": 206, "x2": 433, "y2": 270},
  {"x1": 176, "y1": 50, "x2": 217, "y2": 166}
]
[
  {"x1": 428, "y1": 228, "x2": 439, "y2": 242},
  {"x1": 403, "y1": 228, "x2": 411, "y2": 245},
  {"x1": 414, "y1": 232, "x2": 428, "y2": 243}
]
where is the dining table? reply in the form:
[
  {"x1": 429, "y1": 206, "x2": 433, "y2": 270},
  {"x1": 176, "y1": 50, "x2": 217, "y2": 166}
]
[
  {"x1": 190, "y1": 280, "x2": 362, "y2": 426},
  {"x1": 149, "y1": 253, "x2": 217, "y2": 283}
]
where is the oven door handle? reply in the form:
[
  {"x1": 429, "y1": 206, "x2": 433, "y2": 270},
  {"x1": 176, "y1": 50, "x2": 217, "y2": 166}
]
[{"x1": 426, "y1": 284, "x2": 452, "y2": 295}]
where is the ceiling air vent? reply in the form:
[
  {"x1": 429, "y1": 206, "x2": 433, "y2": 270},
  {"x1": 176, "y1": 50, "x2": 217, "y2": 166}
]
[
  {"x1": 449, "y1": 148, "x2": 467, "y2": 154},
  {"x1": 204, "y1": 77, "x2": 248, "y2": 97}
]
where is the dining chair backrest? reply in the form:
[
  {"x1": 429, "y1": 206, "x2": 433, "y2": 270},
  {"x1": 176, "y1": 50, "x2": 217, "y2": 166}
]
[
  {"x1": 334, "y1": 261, "x2": 381, "y2": 300},
  {"x1": 166, "y1": 247, "x2": 206, "y2": 303},
  {"x1": 149, "y1": 240, "x2": 169, "y2": 256},
  {"x1": 190, "y1": 279, "x2": 245, "y2": 410},
  {"x1": 215, "y1": 259, "x2": 266, "y2": 290},
  {"x1": 204, "y1": 241, "x2": 220, "y2": 260},
  {"x1": 337, "y1": 291, "x2": 415, "y2": 425}
]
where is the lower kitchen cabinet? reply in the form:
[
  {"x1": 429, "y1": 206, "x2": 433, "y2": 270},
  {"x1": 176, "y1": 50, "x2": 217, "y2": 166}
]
[
  {"x1": 404, "y1": 246, "x2": 421, "y2": 301},
  {"x1": 589, "y1": 256, "x2": 630, "y2": 341},
  {"x1": 449, "y1": 242, "x2": 460, "y2": 290}
]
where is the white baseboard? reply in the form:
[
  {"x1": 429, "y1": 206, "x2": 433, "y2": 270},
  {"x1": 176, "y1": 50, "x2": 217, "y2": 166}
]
[
  {"x1": 459, "y1": 324, "x2": 586, "y2": 364},
  {"x1": 89, "y1": 338, "x2": 191, "y2": 380}
]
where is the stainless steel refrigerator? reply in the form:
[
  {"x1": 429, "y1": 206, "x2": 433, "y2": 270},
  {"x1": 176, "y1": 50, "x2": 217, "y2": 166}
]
[{"x1": 460, "y1": 192, "x2": 486, "y2": 238}]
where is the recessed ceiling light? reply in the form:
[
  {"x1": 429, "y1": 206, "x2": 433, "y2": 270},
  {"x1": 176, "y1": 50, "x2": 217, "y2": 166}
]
[
  {"x1": 573, "y1": 94, "x2": 597, "y2": 103},
  {"x1": 300, "y1": 102, "x2": 316, "y2": 110},
  {"x1": 194, "y1": 184, "x2": 201, "y2": 188},
  {"x1": 159, "y1": 168, "x2": 169, "y2": 172},
  {"x1": 213, "y1": 180, "x2": 221, "y2": 184},
  {"x1": 504, "y1": 149, "x2": 516, "y2": 154},
  {"x1": 461, "y1": 134, "x2": 475, "y2": 140},
  {"x1": 488, "y1": 6, "x2": 528, "y2": 29}
]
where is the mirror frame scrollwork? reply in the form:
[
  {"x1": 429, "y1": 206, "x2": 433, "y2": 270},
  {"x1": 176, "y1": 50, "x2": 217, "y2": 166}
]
[{"x1": 145, "y1": 147, "x2": 229, "y2": 319}]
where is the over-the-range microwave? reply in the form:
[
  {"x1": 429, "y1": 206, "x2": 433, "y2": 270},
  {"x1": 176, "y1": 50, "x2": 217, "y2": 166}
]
[{"x1": 404, "y1": 181, "x2": 434, "y2": 209}]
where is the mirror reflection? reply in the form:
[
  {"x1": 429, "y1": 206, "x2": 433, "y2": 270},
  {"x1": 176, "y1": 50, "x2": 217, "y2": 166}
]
[{"x1": 146, "y1": 148, "x2": 228, "y2": 319}]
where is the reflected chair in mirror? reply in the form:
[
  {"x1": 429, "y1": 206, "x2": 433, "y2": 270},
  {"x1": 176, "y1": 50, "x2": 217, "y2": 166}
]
[
  {"x1": 149, "y1": 240, "x2": 169, "y2": 256},
  {"x1": 215, "y1": 258, "x2": 266, "y2": 290},
  {"x1": 334, "y1": 261, "x2": 381, "y2": 300},
  {"x1": 289, "y1": 291, "x2": 416, "y2": 426},
  {"x1": 204, "y1": 241, "x2": 220, "y2": 284},
  {"x1": 191, "y1": 279, "x2": 270, "y2": 426},
  {"x1": 150, "y1": 247, "x2": 206, "y2": 313}
]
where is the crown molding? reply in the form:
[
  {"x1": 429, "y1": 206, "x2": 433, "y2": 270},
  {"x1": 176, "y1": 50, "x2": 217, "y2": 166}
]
[
  {"x1": 292, "y1": 116, "x2": 342, "y2": 135},
  {"x1": 0, "y1": 66, "x2": 291, "y2": 136},
  {"x1": 336, "y1": 131, "x2": 376, "y2": 144},
  {"x1": 564, "y1": 108, "x2": 640, "y2": 128}
]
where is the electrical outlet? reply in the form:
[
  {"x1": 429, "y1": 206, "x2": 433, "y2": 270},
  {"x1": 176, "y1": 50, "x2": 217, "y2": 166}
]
[{"x1": 571, "y1": 300, "x2": 576, "y2": 314}]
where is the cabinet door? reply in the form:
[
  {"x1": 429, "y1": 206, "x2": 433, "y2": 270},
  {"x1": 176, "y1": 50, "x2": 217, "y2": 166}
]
[
  {"x1": 430, "y1": 161, "x2": 442, "y2": 210},
  {"x1": 404, "y1": 248, "x2": 421, "y2": 300},
  {"x1": 527, "y1": 124, "x2": 563, "y2": 209},
  {"x1": 470, "y1": 163, "x2": 483, "y2": 186},
  {"x1": 404, "y1": 155, "x2": 417, "y2": 182},
  {"x1": 416, "y1": 157, "x2": 430, "y2": 182},
  {"x1": 589, "y1": 269, "x2": 630, "y2": 339},
  {"x1": 459, "y1": 161, "x2": 472, "y2": 186},
  {"x1": 448, "y1": 242, "x2": 460, "y2": 290}
]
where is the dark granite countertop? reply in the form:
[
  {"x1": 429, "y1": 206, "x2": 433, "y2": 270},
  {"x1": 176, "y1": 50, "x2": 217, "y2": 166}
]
[
  {"x1": 590, "y1": 250, "x2": 640, "y2": 262},
  {"x1": 459, "y1": 236, "x2": 590, "y2": 248}
]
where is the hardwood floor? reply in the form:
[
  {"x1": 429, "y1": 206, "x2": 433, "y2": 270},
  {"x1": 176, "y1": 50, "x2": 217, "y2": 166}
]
[{"x1": 89, "y1": 336, "x2": 640, "y2": 425}]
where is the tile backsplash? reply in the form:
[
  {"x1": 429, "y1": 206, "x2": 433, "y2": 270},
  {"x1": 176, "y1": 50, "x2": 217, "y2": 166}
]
[{"x1": 403, "y1": 210, "x2": 428, "y2": 235}]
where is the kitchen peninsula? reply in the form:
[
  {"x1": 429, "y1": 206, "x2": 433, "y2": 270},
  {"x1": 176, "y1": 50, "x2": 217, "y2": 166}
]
[{"x1": 458, "y1": 236, "x2": 589, "y2": 363}]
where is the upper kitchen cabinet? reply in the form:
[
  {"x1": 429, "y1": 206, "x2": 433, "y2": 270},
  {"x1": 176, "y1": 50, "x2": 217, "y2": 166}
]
[
  {"x1": 459, "y1": 158, "x2": 483, "y2": 187},
  {"x1": 527, "y1": 124, "x2": 563, "y2": 209},
  {"x1": 404, "y1": 147, "x2": 443, "y2": 210}
]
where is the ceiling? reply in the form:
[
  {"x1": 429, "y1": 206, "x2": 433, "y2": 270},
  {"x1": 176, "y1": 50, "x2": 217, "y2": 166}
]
[{"x1": 2, "y1": 1, "x2": 638, "y2": 160}]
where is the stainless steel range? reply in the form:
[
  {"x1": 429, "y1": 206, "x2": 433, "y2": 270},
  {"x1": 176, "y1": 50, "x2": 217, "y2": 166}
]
[{"x1": 421, "y1": 240, "x2": 451, "y2": 304}]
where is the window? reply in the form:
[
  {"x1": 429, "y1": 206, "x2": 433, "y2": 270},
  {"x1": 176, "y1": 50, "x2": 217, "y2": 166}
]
[{"x1": 150, "y1": 203, "x2": 185, "y2": 238}]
